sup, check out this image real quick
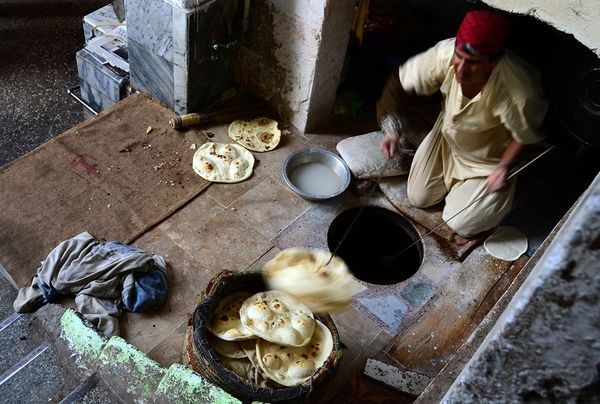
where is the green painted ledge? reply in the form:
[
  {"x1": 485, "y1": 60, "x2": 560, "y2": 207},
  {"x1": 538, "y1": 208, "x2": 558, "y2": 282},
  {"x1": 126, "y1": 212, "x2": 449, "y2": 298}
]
[
  {"x1": 59, "y1": 309, "x2": 241, "y2": 403},
  {"x1": 99, "y1": 336, "x2": 167, "y2": 401},
  {"x1": 155, "y1": 363, "x2": 241, "y2": 404},
  {"x1": 60, "y1": 308, "x2": 108, "y2": 369}
]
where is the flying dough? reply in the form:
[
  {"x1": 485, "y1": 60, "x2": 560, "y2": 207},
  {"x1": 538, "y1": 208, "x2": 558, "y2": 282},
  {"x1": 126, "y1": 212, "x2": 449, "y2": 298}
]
[
  {"x1": 192, "y1": 142, "x2": 254, "y2": 183},
  {"x1": 484, "y1": 226, "x2": 528, "y2": 261},
  {"x1": 239, "y1": 291, "x2": 315, "y2": 347},
  {"x1": 262, "y1": 248, "x2": 363, "y2": 313}
]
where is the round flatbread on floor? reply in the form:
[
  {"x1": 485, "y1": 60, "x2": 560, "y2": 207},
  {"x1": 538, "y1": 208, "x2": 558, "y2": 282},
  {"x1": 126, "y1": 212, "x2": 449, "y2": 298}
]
[
  {"x1": 484, "y1": 226, "x2": 528, "y2": 261},
  {"x1": 228, "y1": 117, "x2": 281, "y2": 152},
  {"x1": 240, "y1": 290, "x2": 315, "y2": 347},
  {"x1": 256, "y1": 319, "x2": 333, "y2": 387},
  {"x1": 207, "y1": 292, "x2": 255, "y2": 341},
  {"x1": 263, "y1": 248, "x2": 363, "y2": 314},
  {"x1": 192, "y1": 142, "x2": 254, "y2": 183}
]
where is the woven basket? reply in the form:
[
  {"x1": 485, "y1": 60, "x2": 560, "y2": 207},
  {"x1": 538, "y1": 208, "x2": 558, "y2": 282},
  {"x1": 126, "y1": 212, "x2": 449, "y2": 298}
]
[{"x1": 192, "y1": 270, "x2": 344, "y2": 403}]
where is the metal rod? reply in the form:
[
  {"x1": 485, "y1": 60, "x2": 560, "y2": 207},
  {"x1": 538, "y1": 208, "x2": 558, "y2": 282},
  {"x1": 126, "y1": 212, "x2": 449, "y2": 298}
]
[
  {"x1": 59, "y1": 375, "x2": 98, "y2": 404},
  {"x1": 386, "y1": 145, "x2": 556, "y2": 261},
  {"x1": 66, "y1": 84, "x2": 98, "y2": 115},
  {"x1": 0, "y1": 312, "x2": 23, "y2": 333},
  {"x1": 0, "y1": 340, "x2": 51, "y2": 386},
  {"x1": 326, "y1": 163, "x2": 388, "y2": 265}
]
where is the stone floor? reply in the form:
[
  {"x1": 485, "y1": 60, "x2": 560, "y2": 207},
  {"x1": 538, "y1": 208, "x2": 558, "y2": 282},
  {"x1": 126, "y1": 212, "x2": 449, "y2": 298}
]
[
  {"x1": 1, "y1": 87, "x2": 592, "y2": 402},
  {"x1": 96, "y1": 119, "x2": 537, "y2": 401},
  {"x1": 1, "y1": 110, "x2": 591, "y2": 402},
  {"x1": 1, "y1": 2, "x2": 597, "y2": 402},
  {"x1": 119, "y1": 123, "x2": 408, "y2": 378}
]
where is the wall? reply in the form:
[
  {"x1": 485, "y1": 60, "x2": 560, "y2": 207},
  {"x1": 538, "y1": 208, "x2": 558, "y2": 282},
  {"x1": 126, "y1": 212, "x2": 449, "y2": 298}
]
[
  {"x1": 483, "y1": 0, "x2": 599, "y2": 57},
  {"x1": 233, "y1": 0, "x2": 353, "y2": 132},
  {"x1": 236, "y1": 0, "x2": 600, "y2": 132},
  {"x1": 441, "y1": 174, "x2": 600, "y2": 402}
]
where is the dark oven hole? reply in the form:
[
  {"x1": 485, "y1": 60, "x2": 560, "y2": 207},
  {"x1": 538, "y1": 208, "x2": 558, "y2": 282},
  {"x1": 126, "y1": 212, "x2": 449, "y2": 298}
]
[{"x1": 327, "y1": 206, "x2": 423, "y2": 285}]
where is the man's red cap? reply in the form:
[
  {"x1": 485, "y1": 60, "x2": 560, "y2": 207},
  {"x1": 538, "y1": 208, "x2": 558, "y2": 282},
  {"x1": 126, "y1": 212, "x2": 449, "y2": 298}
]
[{"x1": 456, "y1": 10, "x2": 511, "y2": 57}]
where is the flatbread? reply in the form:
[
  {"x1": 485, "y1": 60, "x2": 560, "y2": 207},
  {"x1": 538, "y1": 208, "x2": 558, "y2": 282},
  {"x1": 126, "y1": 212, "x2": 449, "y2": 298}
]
[
  {"x1": 484, "y1": 226, "x2": 528, "y2": 261},
  {"x1": 263, "y1": 248, "x2": 363, "y2": 314},
  {"x1": 192, "y1": 142, "x2": 254, "y2": 183},
  {"x1": 208, "y1": 333, "x2": 247, "y2": 359},
  {"x1": 228, "y1": 117, "x2": 281, "y2": 152},
  {"x1": 239, "y1": 291, "x2": 315, "y2": 347},
  {"x1": 207, "y1": 292, "x2": 255, "y2": 341},
  {"x1": 219, "y1": 351, "x2": 269, "y2": 387},
  {"x1": 240, "y1": 339, "x2": 270, "y2": 387},
  {"x1": 256, "y1": 319, "x2": 333, "y2": 387},
  {"x1": 219, "y1": 356, "x2": 256, "y2": 380}
]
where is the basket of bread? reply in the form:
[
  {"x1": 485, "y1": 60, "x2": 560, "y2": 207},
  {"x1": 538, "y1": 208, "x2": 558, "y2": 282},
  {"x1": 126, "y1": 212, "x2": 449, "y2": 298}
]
[{"x1": 187, "y1": 248, "x2": 362, "y2": 402}]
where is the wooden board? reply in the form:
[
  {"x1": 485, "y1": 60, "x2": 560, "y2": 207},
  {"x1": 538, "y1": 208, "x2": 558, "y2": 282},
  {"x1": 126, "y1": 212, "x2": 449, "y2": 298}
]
[{"x1": 384, "y1": 246, "x2": 528, "y2": 376}]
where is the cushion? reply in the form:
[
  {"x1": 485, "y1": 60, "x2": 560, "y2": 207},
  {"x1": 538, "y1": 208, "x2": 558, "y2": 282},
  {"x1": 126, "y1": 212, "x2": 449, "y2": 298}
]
[{"x1": 336, "y1": 131, "x2": 411, "y2": 179}]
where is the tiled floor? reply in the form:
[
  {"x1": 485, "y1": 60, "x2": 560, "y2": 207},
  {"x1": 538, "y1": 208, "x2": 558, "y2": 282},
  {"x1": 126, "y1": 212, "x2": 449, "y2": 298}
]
[
  {"x1": 115, "y1": 121, "x2": 536, "y2": 399},
  {"x1": 1, "y1": 87, "x2": 589, "y2": 401},
  {"x1": 3, "y1": 107, "x2": 579, "y2": 401}
]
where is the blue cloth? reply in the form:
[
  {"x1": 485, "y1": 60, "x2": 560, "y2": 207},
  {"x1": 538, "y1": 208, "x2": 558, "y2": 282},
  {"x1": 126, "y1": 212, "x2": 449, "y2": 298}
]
[
  {"x1": 35, "y1": 277, "x2": 65, "y2": 304},
  {"x1": 121, "y1": 263, "x2": 168, "y2": 312}
]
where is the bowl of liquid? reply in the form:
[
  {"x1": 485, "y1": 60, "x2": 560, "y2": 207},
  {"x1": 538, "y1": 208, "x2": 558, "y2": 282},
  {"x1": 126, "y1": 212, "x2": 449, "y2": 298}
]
[{"x1": 282, "y1": 148, "x2": 351, "y2": 201}]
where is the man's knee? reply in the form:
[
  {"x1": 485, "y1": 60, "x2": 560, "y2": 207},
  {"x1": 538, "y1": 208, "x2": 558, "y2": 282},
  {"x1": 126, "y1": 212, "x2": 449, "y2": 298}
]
[
  {"x1": 443, "y1": 208, "x2": 495, "y2": 237},
  {"x1": 407, "y1": 186, "x2": 436, "y2": 208},
  {"x1": 447, "y1": 220, "x2": 483, "y2": 238}
]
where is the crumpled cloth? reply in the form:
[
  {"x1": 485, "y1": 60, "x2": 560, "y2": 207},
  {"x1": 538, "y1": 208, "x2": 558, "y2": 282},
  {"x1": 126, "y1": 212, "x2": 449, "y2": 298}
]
[{"x1": 14, "y1": 232, "x2": 167, "y2": 337}]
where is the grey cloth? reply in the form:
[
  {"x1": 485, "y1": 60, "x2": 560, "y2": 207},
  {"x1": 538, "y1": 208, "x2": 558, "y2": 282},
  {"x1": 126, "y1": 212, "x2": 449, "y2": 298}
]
[{"x1": 14, "y1": 232, "x2": 166, "y2": 337}]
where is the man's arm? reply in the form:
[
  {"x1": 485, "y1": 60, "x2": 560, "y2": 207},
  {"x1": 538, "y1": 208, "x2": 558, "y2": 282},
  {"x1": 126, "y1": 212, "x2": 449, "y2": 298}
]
[
  {"x1": 377, "y1": 74, "x2": 410, "y2": 159},
  {"x1": 378, "y1": 39, "x2": 454, "y2": 159},
  {"x1": 486, "y1": 139, "x2": 524, "y2": 192}
]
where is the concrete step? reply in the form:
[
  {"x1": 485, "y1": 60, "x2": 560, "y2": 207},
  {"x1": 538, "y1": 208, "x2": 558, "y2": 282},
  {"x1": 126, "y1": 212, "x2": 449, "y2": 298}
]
[
  {"x1": 0, "y1": 343, "x2": 85, "y2": 403},
  {"x1": 59, "y1": 375, "x2": 122, "y2": 403},
  {"x1": 0, "y1": 304, "x2": 119, "y2": 403},
  {"x1": 0, "y1": 313, "x2": 45, "y2": 375},
  {"x1": 0, "y1": 305, "x2": 84, "y2": 403},
  {"x1": 0, "y1": 302, "x2": 241, "y2": 403}
]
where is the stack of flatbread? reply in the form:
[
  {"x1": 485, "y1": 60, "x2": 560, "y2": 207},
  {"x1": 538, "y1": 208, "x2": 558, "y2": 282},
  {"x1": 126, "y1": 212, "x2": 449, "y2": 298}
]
[
  {"x1": 207, "y1": 290, "x2": 334, "y2": 388},
  {"x1": 262, "y1": 248, "x2": 363, "y2": 313}
]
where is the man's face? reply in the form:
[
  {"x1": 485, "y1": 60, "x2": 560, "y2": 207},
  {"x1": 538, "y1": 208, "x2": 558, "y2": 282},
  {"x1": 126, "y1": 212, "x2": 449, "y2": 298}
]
[{"x1": 453, "y1": 46, "x2": 498, "y2": 90}]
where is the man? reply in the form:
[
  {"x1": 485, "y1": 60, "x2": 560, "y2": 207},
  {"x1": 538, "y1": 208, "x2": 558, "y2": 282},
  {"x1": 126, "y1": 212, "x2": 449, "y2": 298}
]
[{"x1": 379, "y1": 9, "x2": 548, "y2": 237}]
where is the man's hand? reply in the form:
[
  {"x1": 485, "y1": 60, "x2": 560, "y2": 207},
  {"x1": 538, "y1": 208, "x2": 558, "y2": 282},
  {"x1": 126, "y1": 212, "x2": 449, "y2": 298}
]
[
  {"x1": 486, "y1": 165, "x2": 509, "y2": 192},
  {"x1": 379, "y1": 113, "x2": 404, "y2": 159},
  {"x1": 486, "y1": 140, "x2": 525, "y2": 192},
  {"x1": 380, "y1": 131, "x2": 400, "y2": 159}
]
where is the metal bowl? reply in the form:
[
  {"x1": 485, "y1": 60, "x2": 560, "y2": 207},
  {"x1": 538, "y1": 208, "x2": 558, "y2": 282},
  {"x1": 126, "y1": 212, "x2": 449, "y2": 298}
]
[{"x1": 282, "y1": 148, "x2": 351, "y2": 201}]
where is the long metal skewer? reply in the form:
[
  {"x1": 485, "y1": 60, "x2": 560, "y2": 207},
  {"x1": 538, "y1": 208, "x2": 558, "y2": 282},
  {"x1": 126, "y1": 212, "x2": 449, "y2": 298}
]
[
  {"x1": 325, "y1": 162, "x2": 388, "y2": 265},
  {"x1": 382, "y1": 145, "x2": 556, "y2": 264}
]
